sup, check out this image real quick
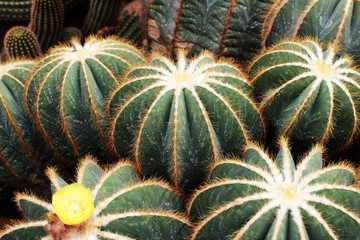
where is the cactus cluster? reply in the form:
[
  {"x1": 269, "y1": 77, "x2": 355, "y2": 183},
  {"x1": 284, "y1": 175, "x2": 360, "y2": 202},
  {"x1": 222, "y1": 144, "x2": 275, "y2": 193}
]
[
  {"x1": 107, "y1": 49, "x2": 264, "y2": 192},
  {"x1": 1, "y1": 0, "x2": 125, "y2": 61},
  {"x1": 0, "y1": 0, "x2": 360, "y2": 238}
]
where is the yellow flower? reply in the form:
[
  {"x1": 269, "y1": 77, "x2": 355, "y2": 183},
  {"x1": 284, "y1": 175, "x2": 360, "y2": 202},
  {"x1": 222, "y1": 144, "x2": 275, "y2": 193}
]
[{"x1": 52, "y1": 183, "x2": 94, "y2": 225}]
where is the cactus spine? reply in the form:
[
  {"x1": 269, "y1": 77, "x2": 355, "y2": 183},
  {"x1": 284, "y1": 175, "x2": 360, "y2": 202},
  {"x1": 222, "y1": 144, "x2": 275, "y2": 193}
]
[
  {"x1": 107, "y1": 49, "x2": 265, "y2": 192},
  {"x1": 188, "y1": 138, "x2": 360, "y2": 239},
  {"x1": 25, "y1": 36, "x2": 146, "y2": 167},
  {"x1": 249, "y1": 39, "x2": 360, "y2": 154},
  {"x1": 0, "y1": 0, "x2": 86, "y2": 22},
  {"x1": 0, "y1": 156, "x2": 191, "y2": 240},
  {"x1": 28, "y1": 0, "x2": 65, "y2": 51},
  {"x1": 4, "y1": 26, "x2": 41, "y2": 59},
  {"x1": 82, "y1": 0, "x2": 122, "y2": 36}
]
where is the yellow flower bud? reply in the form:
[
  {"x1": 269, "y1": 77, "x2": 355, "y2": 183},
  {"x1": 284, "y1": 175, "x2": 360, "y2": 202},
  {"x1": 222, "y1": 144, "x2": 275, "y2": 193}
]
[{"x1": 52, "y1": 183, "x2": 94, "y2": 225}]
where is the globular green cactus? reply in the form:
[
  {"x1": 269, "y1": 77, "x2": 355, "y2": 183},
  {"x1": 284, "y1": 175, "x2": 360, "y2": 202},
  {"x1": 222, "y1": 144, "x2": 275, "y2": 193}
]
[
  {"x1": 0, "y1": 59, "x2": 50, "y2": 188},
  {"x1": 107, "y1": 49, "x2": 265, "y2": 193},
  {"x1": 262, "y1": 0, "x2": 360, "y2": 64},
  {"x1": 25, "y1": 36, "x2": 146, "y2": 168},
  {"x1": 0, "y1": 156, "x2": 191, "y2": 240},
  {"x1": 28, "y1": 0, "x2": 65, "y2": 51},
  {"x1": 188, "y1": 137, "x2": 360, "y2": 239},
  {"x1": 249, "y1": 39, "x2": 360, "y2": 154},
  {"x1": 82, "y1": 0, "x2": 122, "y2": 36},
  {"x1": 4, "y1": 26, "x2": 41, "y2": 59}
]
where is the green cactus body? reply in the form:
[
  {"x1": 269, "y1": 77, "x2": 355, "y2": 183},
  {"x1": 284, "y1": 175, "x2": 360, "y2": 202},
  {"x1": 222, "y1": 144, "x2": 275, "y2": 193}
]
[
  {"x1": 0, "y1": 60, "x2": 50, "y2": 187},
  {"x1": 249, "y1": 39, "x2": 360, "y2": 154},
  {"x1": 25, "y1": 37, "x2": 146, "y2": 167},
  {"x1": 0, "y1": 0, "x2": 33, "y2": 22},
  {"x1": 113, "y1": 10, "x2": 141, "y2": 44},
  {"x1": 28, "y1": 0, "x2": 65, "y2": 51},
  {"x1": 0, "y1": 0, "x2": 85, "y2": 22},
  {"x1": 82, "y1": 0, "x2": 122, "y2": 36},
  {"x1": 0, "y1": 156, "x2": 191, "y2": 240},
  {"x1": 107, "y1": 49, "x2": 265, "y2": 192},
  {"x1": 188, "y1": 138, "x2": 360, "y2": 239},
  {"x1": 262, "y1": 0, "x2": 360, "y2": 64},
  {"x1": 4, "y1": 26, "x2": 41, "y2": 59}
]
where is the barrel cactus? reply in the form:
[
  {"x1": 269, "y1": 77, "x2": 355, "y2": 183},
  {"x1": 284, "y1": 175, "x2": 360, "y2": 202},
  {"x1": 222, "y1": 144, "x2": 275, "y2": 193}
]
[
  {"x1": 0, "y1": 156, "x2": 191, "y2": 240},
  {"x1": 107, "y1": 49, "x2": 265, "y2": 192},
  {"x1": 25, "y1": 36, "x2": 146, "y2": 167},
  {"x1": 262, "y1": 0, "x2": 360, "y2": 65},
  {"x1": 188, "y1": 137, "x2": 360, "y2": 239},
  {"x1": 249, "y1": 39, "x2": 360, "y2": 154}
]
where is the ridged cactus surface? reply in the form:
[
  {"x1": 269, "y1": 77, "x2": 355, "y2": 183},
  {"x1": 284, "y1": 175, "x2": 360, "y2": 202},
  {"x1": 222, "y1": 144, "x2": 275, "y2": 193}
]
[
  {"x1": 188, "y1": 138, "x2": 360, "y2": 239},
  {"x1": 250, "y1": 39, "x2": 360, "y2": 154},
  {"x1": 25, "y1": 36, "x2": 146, "y2": 167},
  {"x1": 0, "y1": 60, "x2": 50, "y2": 188},
  {"x1": 262, "y1": 0, "x2": 360, "y2": 64},
  {"x1": 107, "y1": 49, "x2": 264, "y2": 192},
  {"x1": 0, "y1": 156, "x2": 191, "y2": 240},
  {"x1": 82, "y1": 0, "x2": 122, "y2": 36},
  {"x1": 0, "y1": 0, "x2": 86, "y2": 22},
  {"x1": 28, "y1": 0, "x2": 65, "y2": 51},
  {"x1": 4, "y1": 26, "x2": 41, "y2": 59},
  {"x1": 135, "y1": 0, "x2": 272, "y2": 61}
]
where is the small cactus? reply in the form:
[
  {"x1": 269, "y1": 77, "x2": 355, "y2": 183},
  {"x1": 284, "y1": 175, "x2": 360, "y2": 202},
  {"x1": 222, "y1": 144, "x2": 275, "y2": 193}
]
[
  {"x1": 4, "y1": 26, "x2": 41, "y2": 59},
  {"x1": 28, "y1": 0, "x2": 65, "y2": 51},
  {"x1": 107, "y1": 49, "x2": 265, "y2": 192},
  {"x1": 188, "y1": 138, "x2": 360, "y2": 239},
  {"x1": 25, "y1": 36, "x2": 146, "y2": 167},
  {"x1": 82, "y1": 0, "x2": 122, "y2": 36},
  {"x1": 249, "y1": 39, "x2": 360, "y2": 154},
  {"x1": 0, "y1": 156, "x2": 191, "y2": 239}
]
